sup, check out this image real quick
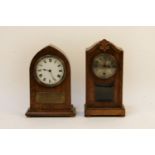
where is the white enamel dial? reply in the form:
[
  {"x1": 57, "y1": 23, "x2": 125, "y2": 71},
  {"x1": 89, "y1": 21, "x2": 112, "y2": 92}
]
[{"x1": 35, "y1": 55, "x2": 65, "y2": 87}]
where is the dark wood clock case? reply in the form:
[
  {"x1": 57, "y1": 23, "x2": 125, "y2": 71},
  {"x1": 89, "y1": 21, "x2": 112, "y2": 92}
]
[
  {"x1": 85, "y1": 39, "x2": 125, "y2": 116},
  {"x1": 26, "y1": 46, "x2": 76, "y2": 117}
]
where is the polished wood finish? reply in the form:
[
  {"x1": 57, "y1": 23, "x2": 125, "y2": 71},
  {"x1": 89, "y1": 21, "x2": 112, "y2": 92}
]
[
  {"x1": 85, "y1": 39, "x2": 125, "y2": 117},
  {"x1": 26, "y1": 46, "x2": 75, "y2": 117}
]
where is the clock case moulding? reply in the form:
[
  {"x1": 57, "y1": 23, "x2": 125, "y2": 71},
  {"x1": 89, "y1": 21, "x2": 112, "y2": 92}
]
[
  {"x1": 26, "y1": 46, "x2": 76, "y2": 117},
  {"x1": 85, "y1": 39, "x2": 125, "y2": 117}
]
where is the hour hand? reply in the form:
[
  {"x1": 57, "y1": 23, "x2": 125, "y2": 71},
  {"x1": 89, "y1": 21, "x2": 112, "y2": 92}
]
[
  {"x1": 43, "y1": 69, "x2": 48, "y2": 71},
  {"x1": 49, "y1": 71, "x2": 57, "y2": 81}
]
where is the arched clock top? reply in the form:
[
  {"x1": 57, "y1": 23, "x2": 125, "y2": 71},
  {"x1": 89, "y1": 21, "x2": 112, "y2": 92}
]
[{"x1": 30, "y1": 46, "x2": 70, "y2": 71}]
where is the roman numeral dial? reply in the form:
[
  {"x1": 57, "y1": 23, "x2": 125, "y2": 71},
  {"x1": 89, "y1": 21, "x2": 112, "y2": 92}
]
[{"x1": 35, "y1": 55, "x2": 65, "y2": 87}]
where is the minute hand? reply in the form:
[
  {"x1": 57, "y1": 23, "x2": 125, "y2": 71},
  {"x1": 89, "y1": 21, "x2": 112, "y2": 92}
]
[{"x1": 49, "y1": 70, "x2": 57, "y2": 81}]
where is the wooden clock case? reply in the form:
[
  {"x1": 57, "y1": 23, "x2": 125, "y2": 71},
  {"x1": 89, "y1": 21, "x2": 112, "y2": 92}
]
[
  {"x1": 85, "y1": 39, "x2": 125, "y2": 117},
  {"x1": 26, "y1": 46, "x2": 76, "y2": 117}
]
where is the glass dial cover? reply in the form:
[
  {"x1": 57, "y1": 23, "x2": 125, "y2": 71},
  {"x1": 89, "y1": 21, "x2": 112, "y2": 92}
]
[
  {"x1": 92, "y1": 53, "x2": 117, "y2": 79},
  {"x1": 35, "y1": 55, "x2": 65, "y2": 87}
]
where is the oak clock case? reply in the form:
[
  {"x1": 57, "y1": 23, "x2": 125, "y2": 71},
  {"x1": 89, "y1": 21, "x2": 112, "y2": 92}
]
[
  {"x1": 26, "y1": 46, "x2": 76, "y2": 117},
  {"x1": 85, "y1": 39, "x2": 125, "y2": 117}
]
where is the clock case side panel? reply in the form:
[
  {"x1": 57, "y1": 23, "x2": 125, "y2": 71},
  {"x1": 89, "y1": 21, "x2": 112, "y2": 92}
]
[
  {"x1": 85, "y1": 39, "x2": 125, "y2": 116},
  {"x1": 26, "y1": 46, "x2": 75, "y2": 117}
]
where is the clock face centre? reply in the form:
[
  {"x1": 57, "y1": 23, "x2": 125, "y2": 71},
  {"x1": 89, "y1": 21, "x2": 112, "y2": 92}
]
[
  {"x1": 35, "y1": 55, "x2": 65, "y2": 87},
  {"x1": 92, "y1": 53, "x2": 117, "y2": 79}
]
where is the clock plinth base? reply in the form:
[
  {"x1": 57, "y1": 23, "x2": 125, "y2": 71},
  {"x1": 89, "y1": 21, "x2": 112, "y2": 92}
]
[
  {"x1": 85, "y1": 104, "x2": 125, "y2": 117},
  {"x1": 26, "y1": 105, "x2": 76, "y2": 117}
]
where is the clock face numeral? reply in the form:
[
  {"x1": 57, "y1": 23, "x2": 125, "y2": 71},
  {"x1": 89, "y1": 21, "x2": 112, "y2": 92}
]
[
  {"x1": 92, "y1": 53, "x2": 117, "y2": 79},
  {"x1": 35, "y1": 55, "x2": 65, "y2": 86},
  {"x1": 57, "y1": 74, "x2": 61, "y2": 78},
  {"x1": 39, "y1": 74, "x2": 42, "y2": 77}
]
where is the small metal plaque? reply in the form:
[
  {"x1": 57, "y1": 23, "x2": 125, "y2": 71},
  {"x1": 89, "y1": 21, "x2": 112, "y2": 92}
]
[{"x1": 36, "y1": 92, "x2": 65, "y2": 104}]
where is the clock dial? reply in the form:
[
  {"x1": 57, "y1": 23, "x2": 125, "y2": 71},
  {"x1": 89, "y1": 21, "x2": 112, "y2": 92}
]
[
  {"x1": 35, "y1": 55, "x2": 65, "y2": 87},
  {"x1": 92, "y1": 53, "x2": 117, "y2": 79}
]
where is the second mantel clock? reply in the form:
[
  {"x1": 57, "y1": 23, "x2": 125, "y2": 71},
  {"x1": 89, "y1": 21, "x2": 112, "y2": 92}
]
[
  {"x1": 26, "y1": 46, "x2": 76, "y2": 117},
  {"x1": 85, "y1": 39, "x2": 125, "y2": 117}
]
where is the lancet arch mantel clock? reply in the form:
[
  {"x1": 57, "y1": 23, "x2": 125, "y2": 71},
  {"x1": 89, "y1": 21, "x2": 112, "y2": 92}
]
[
  {"x1": 26, "y1": 46, "x2": 76, "y2": 117},
  {"x1": 85, "y1": 39, "x2": 125, "y2": 117}
]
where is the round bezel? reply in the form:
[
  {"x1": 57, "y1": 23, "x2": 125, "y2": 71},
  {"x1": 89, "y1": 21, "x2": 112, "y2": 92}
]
[
  {"x1": 34, "y1": 55, "x2": 66, "y2": 87},
  {"x1": 92, "y1": 53, "x2": 118, "y2": 79}
]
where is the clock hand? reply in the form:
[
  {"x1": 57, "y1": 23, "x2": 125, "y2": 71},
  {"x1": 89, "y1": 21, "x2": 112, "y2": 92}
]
[
  {"x1": 49, "y1": 70, "x2": 57, "y2": 81},
  {"x1": 42, "y1": 69, "x2": 57, "y2": 81},
  {"x1": 43, "y1": 69, "x2": 48, "y2": 71}
]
